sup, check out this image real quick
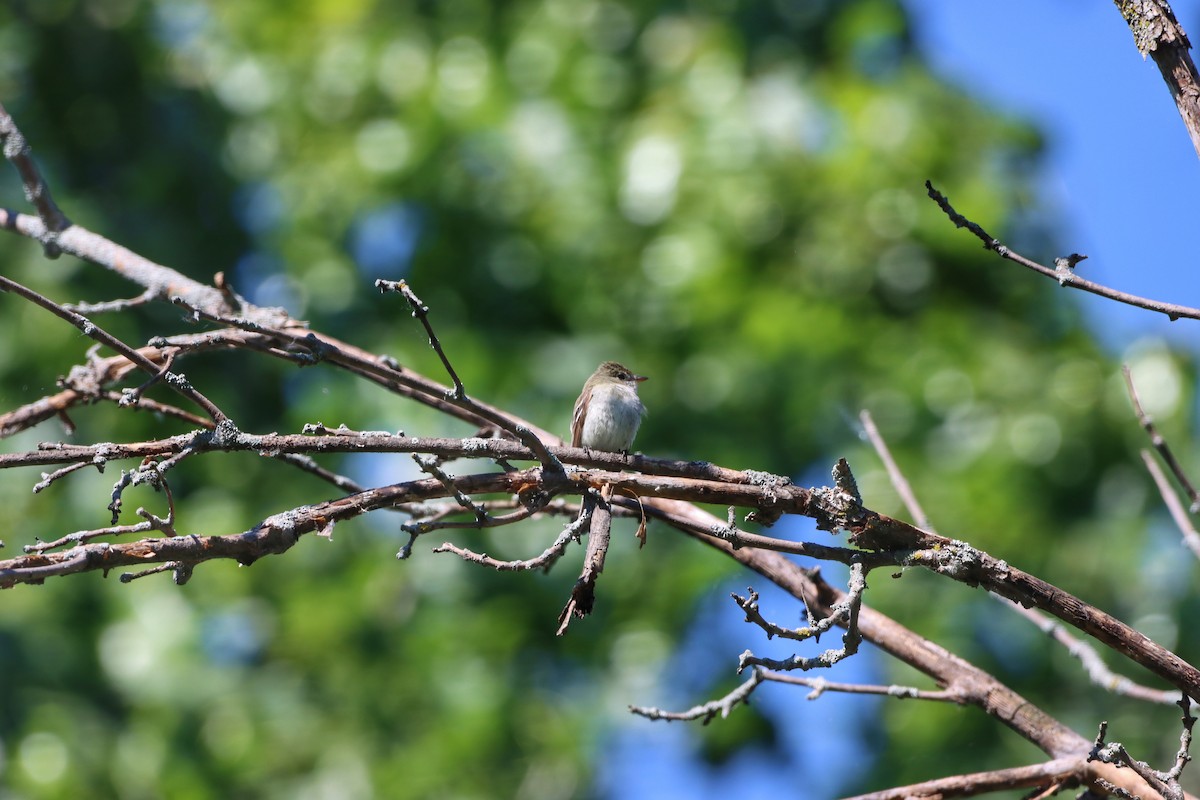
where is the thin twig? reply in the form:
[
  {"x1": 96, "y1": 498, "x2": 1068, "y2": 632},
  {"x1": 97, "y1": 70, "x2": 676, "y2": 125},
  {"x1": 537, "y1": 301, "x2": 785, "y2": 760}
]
[
  {"x1": 841, "y1": 758, "x2": 1086, "y2": 800},
  {"x1": 760, "y1": 671, "x2": 960, "y2": 702},
  {"x1": 27, "y1": 518, "x2": 169, "y2": 553},
  {"x1": 433, "y1": 511, "x2": 589, "y2": 573},
  {"x1": 629, "y1": 668, "x2": 764, "y2": 724},
  {"x1": 108, "y1": 459, "x2": 172, "y2": 525},
  {"x1": 377, "y1": 279, "x2": 564, "y2": 473},
  {"x1": 1125, "y1": 364, "x2": 1200, "y2": 511},
  {"x1": 27, "y1": 479, "x2": 177, "y2": 553},
  {"x1": 406, "y1": 502, "x2": 540, "y2": 533},
  {"x1": 64, "y1": 289, "x2": 158, "y2": 315},
  {"x1": 99, "y1": 391, "x2": 214, "y2": 428},
  {"x1": 859, "y1": 409, "x2": 931, "y2": 529},
  {"x1": 925, "y1": 181, "x2": 1200, "y2": 322},
  {"x1": 0, "y1": 275, "x2": 229, "y2": 423},
  {"x1": 731, "y1": 586, "x2": 843, "y2": 642},
  {"x1": 996, "y1": 591, "x2": 1179, "y2": 705},
  {"x1": 389, "y1": 280, "x2": 465, "y2": 399},
  {"x1": 120, "y1": 351, "x2": 178, "y2": 407},
  {"x1": 33, "y1": 460, "x2": 100, "y2": 494},
  {"x1": 1142, "y1": 451, "x2": 1200, "y2": 562},
  {"x1": 120, "y1": 561, "x2": 191, "y2": 585},
  {"x1": 738, "y1": 563, "x2": 866, "y2": 673},
  {"x1": 0, "y1": 100, "x2": 70, "y2": 256},
  {"x1": 1088, "y1": 721, "x2": 1182, "y2": 800},
  {"x1": 1163, "y1": 694, "x2": 1196, "y2": 785},
  {"x1": 402, "y1": 455, "x2": 549, "y2": 534},
  {"x1": 411, "y1": 454, "x2": 489, "y2": 524}
]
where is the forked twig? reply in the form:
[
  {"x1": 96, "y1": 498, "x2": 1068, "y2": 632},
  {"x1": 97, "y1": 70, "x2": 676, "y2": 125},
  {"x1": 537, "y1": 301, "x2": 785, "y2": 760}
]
[
  {"x1": 630, "y1": 668, "x2": 764, "y2": 724},
  {"x1": 0, "y1": 275, "x2": 229, "y2": 423}
]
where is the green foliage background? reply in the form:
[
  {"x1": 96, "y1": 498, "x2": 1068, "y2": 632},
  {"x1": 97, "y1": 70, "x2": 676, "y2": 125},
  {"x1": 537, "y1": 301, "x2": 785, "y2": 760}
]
[{"x1": 0, "y1": 1, "x2": 1196, "y2": 797}]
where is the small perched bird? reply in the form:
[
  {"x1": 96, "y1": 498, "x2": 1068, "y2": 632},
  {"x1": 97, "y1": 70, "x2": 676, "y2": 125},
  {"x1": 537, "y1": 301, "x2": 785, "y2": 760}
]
[
  {"x1": 558, "y1": 361, "x2": 648, "y2": 635},
  {"x1": 571, "y1": 361, "x2": 647, "y2": 452}
]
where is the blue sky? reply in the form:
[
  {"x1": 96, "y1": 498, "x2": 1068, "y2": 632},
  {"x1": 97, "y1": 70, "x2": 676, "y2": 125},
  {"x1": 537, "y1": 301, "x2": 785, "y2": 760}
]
[{"x1": 904, "y1": 1, "x2": 1200, "y2": 353}]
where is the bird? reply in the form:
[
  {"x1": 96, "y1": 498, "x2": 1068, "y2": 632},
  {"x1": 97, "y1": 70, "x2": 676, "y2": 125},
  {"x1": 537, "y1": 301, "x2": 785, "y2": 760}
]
[
  {"x1": 570, "y1": 360, "x2": 647, "y2": 452},
  {"x1": 558, "y1": 361, "x2": 649, "y2": 634}
]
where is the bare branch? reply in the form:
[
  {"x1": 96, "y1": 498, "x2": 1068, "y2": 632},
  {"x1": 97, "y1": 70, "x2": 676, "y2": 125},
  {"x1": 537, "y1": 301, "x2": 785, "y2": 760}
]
[
  {"x1": 64, "y1": 288, "x2": 158, "y2": 315},
  {"x1": 405, "y1": 498, "x2": 541, "y2": 533},
  {"x1": 379, "y1": 279, "x2": 467, "y2": 399},
  {"x1": 925, "y1": 180, "x2": 1200, "y2": 321},
  {"x1": 33, "y1": 460, "x2": 101, "y2": 494},
  {"x1": 1165, "y1": 695, "x2": 1197, "y2": 785},
  {"x1": 412, "y1": 454, "x2": 490, "y2": 525},
  {"x1": 0, "y1": 100, "x2": 69, "y2": 256},
  {"x1": 859, "y1": 409, "x2": 931, "y2": 530},
  {"x1": 8, "y1": 411, "x2": 1197, "y2": 711},
  {"x1": 998, "y1": 591, "x2": 1179, "y2": 706},
  {"x1": 1089, "y1": 720, "x2": 1183, "y2": 800},
  {"x1": 557, "y1": 484, "x2": 614, "y2": 634},
  {"x1": 738, "y1": 563, "x2": 865, "y2": 672},
  {"x1": 0, "y1": 208, "x2": 262, "y2": 321},
  {"x1": 760, "y1": 671, "x2": 960, "y2": 702},
  {"x1": 377, "y1": 278, "x2": 564, "y2": 473},
  {"x1": 120, "y1": 561, "x2": 192, "y2": 585},
  {"x1": 630, "y1": 668, "x2": 763, "y2": 724},
  {"x1": 98, "y1": 391, "x2": 214, "y2": 429},
  {"x1": 433, "y1": 510, "x2": 589, "y2": 573},
  {"x1": 864, "y1": 406, "x2": 1180, "y2": 704},
  {"x1": 731, "y1": 585, "x2": 844, "y2": 642},
  {"x1": 0, "y1": 470, "x2": 474, "y2": 588},
  {"x1": 1143, "y1": 450, "x2": 1200, "y2": 563},
  {"x1": 1126, "y1": 364, "x2": 1200, "y2": 511},
  {"x1": 0, "y1": 430, "x2": 784, "y2": 488},
  {"x1": 0, "y1": 274, "x2": 229, "y2": 423},
  {"x1": 1116, "y1": 0, "x2": 1200, "y2": 161},
  {"x1": 842, "y1": 758, "x2": 1087, "y2": 800}
]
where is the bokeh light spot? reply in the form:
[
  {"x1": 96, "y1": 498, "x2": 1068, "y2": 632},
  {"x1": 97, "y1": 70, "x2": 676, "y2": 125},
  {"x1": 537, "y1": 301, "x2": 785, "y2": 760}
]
[
  {"x1": 377, "y1": 36, "x2": 432, "y2": 100},
  {"x1": 436, "y1": 36, "x2": 491, "y2": 113},
  {"x1": 1008, "y1": 413, "x2": 1062, "y2": 465},
  {"x1": 621, "y1": 134, "x2": 683, "y2": 224},
  {"x1": 350, "y1": 203, "x2": 422, "y2": 278},
  {"x1": 355, "y1": 119, "x2": 412, "y2": 174},
  {"x1": 1124, "y1": 347, "x2": 1181, "y2": 417},
  {"x1": 214, "y1": 57, "x2": 279, "y2": 115},
  {"x1": 19, "y1": 732, "x2": 67, "y2": 784}
]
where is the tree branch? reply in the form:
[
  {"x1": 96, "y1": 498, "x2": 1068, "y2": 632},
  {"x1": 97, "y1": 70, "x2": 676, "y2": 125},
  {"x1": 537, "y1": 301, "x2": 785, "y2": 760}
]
[
  {"x1": 0, "y1": 100, "x2": 69, "y2": 256},
  {"x1": 0, "y1": 275, "x2": 229, "y2": 423},
  {"x1": 1115, "y1": 0, "x2": 1200, "y2": 161},
  {"x1": 925, "y1": 180, "x2": 1200, "y2": 321}
]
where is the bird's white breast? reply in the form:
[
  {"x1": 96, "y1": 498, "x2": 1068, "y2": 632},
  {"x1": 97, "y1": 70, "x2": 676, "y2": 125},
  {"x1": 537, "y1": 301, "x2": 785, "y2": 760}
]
[{"x1": 580, "y1": 383, "x2": 646, "y2": 452}]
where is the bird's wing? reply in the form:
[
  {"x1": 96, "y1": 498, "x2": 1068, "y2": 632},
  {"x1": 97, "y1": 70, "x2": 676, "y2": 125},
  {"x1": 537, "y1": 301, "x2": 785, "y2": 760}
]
[{"x1": 570, "y1": 392, "x2": 587, "y2": 447}]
